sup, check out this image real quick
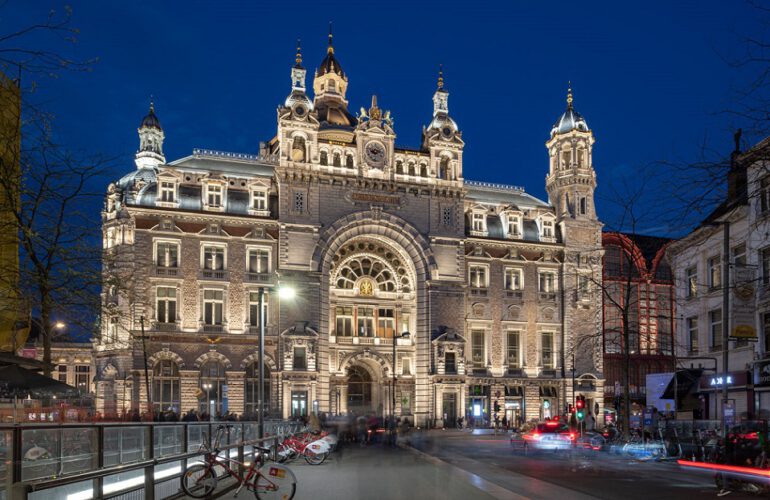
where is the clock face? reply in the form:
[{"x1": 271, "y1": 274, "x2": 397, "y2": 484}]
[
  {"x1": 442, "y1": 127, "x2": 452, "y2": 138},
  {"x1": 293, "y1": 104, "x2": 306, "y2": 117},
  {"x1": 364, "y1": 142, "x2": 386, "y2": 166}
]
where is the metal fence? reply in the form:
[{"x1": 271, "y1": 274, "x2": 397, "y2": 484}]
[{"x1": 0, "y1": 420, "x2": 299, "y2": 500}]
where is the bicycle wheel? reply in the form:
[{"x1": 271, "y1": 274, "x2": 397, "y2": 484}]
[
  {"x1": 303, "y1": 448, "x2": 328, "y2": 465},
  {"x1": 181, "y1": 463, "x2": 217, "y2": 498},
  {"x1": 254, "y1": 464, "x2": 297, "y2": 500}
]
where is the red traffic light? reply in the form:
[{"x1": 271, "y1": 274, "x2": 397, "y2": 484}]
[{"x1": 575, "y1": 397, "x2": 585, "y2": 410}]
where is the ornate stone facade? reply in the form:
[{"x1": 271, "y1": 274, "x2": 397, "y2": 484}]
[{"x1": 96, "y1": 36, "x2": 604, "y2": 427}]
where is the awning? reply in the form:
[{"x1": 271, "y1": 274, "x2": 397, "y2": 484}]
[{"x1": 662, "y1": 368, "x2": 703, "y2": 399}]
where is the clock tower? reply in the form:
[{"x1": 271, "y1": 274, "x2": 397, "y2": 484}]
[
  {"x1": 423, "y1": 67, "x2": 464, "y2": 182},
  {"x1": 355, "y1": 95, "x2": 396, "y2": 177}
]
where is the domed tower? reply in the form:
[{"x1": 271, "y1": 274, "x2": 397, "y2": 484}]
[
  {"x1": 422, "y1": 66, "x2": 464, "y2": 182},
  {"x1": 278, "y1": 40, "x2": 319, "y2": 163},
  {"x1": 545, "y1": 84, "x2": 596, "y2": 222},
  {"x1": 134, "y1": 101, "x2": 165, "y2": 170},
  {"x1": 545, "y1": 84, "x2": 604, "y2": 407},
  {"x1": 312, "y1": 24, "x2": 355, "y2": 128}
]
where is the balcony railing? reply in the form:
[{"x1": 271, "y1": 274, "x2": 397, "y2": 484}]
[
  {"x1": 155, "y1": 266, "x2": 179, "y2": 277},
  {"x1": 202, "y1": 324, "x2": 224, "y2": 333},
  {"x1": 470, "y1": 288, "x2": 488, "y2": 297},
  {"x1": 539, "y1": 292, "x2": 557, "y2": 301},
  {"x1": 246, "y1": 272, "x2": 273, "y2": 284},
  {"x1": 201, "y1": 270, "x2": 228, "y2": 280},
  {"x1": 506, "y1": 290, "x2": 523, "y2": 299},
  {"x1": 154, "y1": 322, "x2": 178, "y2": 332}
]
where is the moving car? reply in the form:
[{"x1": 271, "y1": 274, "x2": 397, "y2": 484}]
[{"x1": 511, "y1": 421, "x2": 576, "y2": 451}]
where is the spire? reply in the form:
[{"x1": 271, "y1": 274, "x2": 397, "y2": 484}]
[
  {"x1": 328, "y1": 22, "x2": 334, "y2": 54},
  {"x1": 437, "y1": 64, "x2": 444, "y2": 91},
  {"x1": 295, "y1": 39, "x2": 303, "y2": 68},
  {"x1": 567, "y1": 81, "x2": 573, "y2": 110}
]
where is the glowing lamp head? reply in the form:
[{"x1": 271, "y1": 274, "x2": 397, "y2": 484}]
[{"x1": 278, "y1": 286, "x2": 296, "y2": 301}]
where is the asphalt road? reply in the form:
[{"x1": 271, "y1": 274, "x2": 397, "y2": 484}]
[
  {"x1": 210, "y1": 430, "x2": 765, "y2": 500},
  {"x1": 408, "y1": 429, "x2": 763, "y2": 500}
]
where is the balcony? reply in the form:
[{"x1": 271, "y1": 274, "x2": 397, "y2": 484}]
[
  {"x1": 507, "y1": 368, "x2": 524, "y2": 377},
  {"x1": 154, "y1": 322, "x2": 178, "y2": 332},
  {"x1": 246, "y1": 272, "x2": 273, "y2": 284},
  {"x1": 470, "y1": 288, "x2": 488, "y2": 297},
  {"x1": 202, "y1": 325, "x2": 224, "y2": 333},
  {"x1": 201, "y1": 270, "x2": 229, "y2": 280},
  {"x1": 539, "y1": 292, "x2": 557, "y2": 301},
  {"x1": 540, "y1": 368, "x2": 557, "y2": 378},
  {"x1": 155, "y1": 266, "x2": 179, "y2": 277},
  {"x1": 505, "y1": 290, "x2": 523, "y2": 300}
]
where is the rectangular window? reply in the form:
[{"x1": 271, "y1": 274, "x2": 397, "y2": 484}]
[
  {"x1": 156, "y1": 287, "x2": 177, "y2": 324},
  {"x1": 708, "y1": 256, "x2": 721, "y2": 290},
  {"x1": 507, "y1": 216, "x2": 520, "y2": 237},
  {"x1": 469, "y1": 266, "x2": 488, "y2": 288},
  {"x1": 248, "y1": 291, "x2": 268, "y2": 328},
  {"x1": 471, "y1": 330, "x2": 485, "y2": 367},
  {"x1": 335, "y1": 306, "x2": 353, "y2": 336},
  {"x1": 442, "y1": 207, "x2": 453, "y2": 226},
  {"x1": 445, "y1": 352, "x2": 456, "y2": 374},
  {"x1": 710, "y1": 309, "x2": 723, "y2": 349},
  {"x1": 541, "y1": 332, "x2": 554, "y2": 368},
  {"x1": 75, "y1": 365, "x2": 90, "y2": 392},
  {"x1": 507, "y1": 331, "x2": 521, "y2": 368},
  {"x1": 247, "y1": 248, "x2": 270, "y2": 273},
  {"x1": 293, "y1": 347, "x2": 306, "y2": 370},
  {"x1": 686, "y1": 267, "x2": 697, "y2": 298},
  {"x1": 159, "y1": 181, "x2": 176, "y2": 202},
  {"x1": 578, "y1": 275, "x2": 590, "y2": 296},
  {"x1": 401, "y1": 357, "x2": 412, "y2": 376},
  {"x1": 156, "y1": 242, "x2": 179, "y2": 267},
  {"x1": 203, "y1": 290, "x2": 224, "y2": 325},
  {"x1": 357, "y1": 307, "x2": 374, "y2": 337},
  {"x1": 293, "y1": 191, "x2": 305, "y2": 212},
  {"x1": 762, "y1": 248, "x2": 770, "y2": 286},
  {"x1": 252, "y1": 190, "x2": 267, "y2": 210},
  {"x1": 542, "y1": 220, "x2": 554, "y2": 238},
  {"x1": 761, "y1": 177, "x2": 770, "y2": 214},
  {"x1": 539, "y1": 272, "x2": 556, "y2": 292},
  {"x1": 107, "y1": 317, "x2": 118, "y2": 344},
  {"x1": 732, "y1": 243, "x2": 747, "y2": 266},
  {"x1": 687, "y1": 316, "x2": 698, "y2": 352},
  {"x1": 207, "y1": 184, "x2": 223, "y2": 207},
  {"x1": 472, "y1": 212, "x2": 485, "y2": 232},
  {"x1": 376, "y1": 308, "x2": 395, "y2": 338},
  {"x1": 203, "y1": 246, "x2": 225, "y2": 270},
  {"x1": 399, "y1": 311, "x2": 411, "y2": 335},
  {"x1": 504, "y1": 268, "x2": 522, "y2": 290},
  {"x1": 764, "y1": 313, "x2": 770, "y2": 354},
  {"x1": 57, "y1": 365, "x2": 67, "y2": 383}
]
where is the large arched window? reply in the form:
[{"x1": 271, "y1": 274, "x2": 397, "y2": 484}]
[
  {"x1": 244, "y1": 362, "x2": 271, "y2": 419},
  {"x1": 439, "y1": 157, "x2": 450, "y2": 180},
  {"x1": 199, "y1": 360, "x2": 227, "y2": 416},
  {"x1": 291, "y1": 136, "x2": 306, "y2": 162},
  {"x1": 320, "y1": 151, "x2": 328, "y2": 166},
  {"x1": 152, "y1": 360, "x2": 180, "y2": 414}
]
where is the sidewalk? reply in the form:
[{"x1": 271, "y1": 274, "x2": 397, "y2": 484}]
[{"x1": 215, "y1": 443, "x2": 501, "y2": 500}]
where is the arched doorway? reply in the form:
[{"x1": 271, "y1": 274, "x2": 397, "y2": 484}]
[{"x1": 347, "y1": 365, "x2": 373, "y2": 414}]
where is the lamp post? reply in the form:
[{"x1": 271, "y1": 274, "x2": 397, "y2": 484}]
[
  {"x1": 392, "y1": 331, "x2": 411, "y2": 419},
  {"x1": 202, "y1": 382, "x2": 212, "y2": 421},
  {"x1": 257, "y1": 285, "x2": 295, "y2": 440}
]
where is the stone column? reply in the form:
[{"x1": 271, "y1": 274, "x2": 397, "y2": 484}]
[{"x1": 227, "y1": 370, "x2": 245, "y2": 416}]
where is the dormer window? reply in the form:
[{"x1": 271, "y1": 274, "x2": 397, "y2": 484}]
[
  {"x1": 470, "y1": 211, "x2": 487, "y2": 237},
  {"x1": 539, "y1": 216, "x2": 555, "y2": 241},
  {"x1": 506, "y1": 214, "x2": 521, "y2": 238},
  {"x1": 158, "y1": 181, "x2": 177, "y2": 205},
  {"x1": 204, "y1": 183, "x2": 225, "y2": 211},
  {"x1": 249, "y1": 188, "x2": 269, "y2": 216}
]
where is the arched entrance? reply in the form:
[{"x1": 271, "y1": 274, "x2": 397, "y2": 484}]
[{"x1": 347, "y1": 365, "x2": 373, "y2": 414}]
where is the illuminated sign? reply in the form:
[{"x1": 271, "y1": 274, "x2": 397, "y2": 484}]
[{"x1": 709, "y1": 375, "x2": 733, "y2": 387}]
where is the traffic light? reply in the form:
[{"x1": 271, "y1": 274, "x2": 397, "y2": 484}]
[
  {"x1": 575, "y1": 395, "x2": 585, "y2": 421},
  {"x1": 493, "y1": 401, "x2": 500, "y2": 413}
]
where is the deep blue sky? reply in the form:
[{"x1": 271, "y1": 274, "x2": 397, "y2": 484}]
[{"x1": 6, "y1": 0, "x2": 760, "y2": 234}]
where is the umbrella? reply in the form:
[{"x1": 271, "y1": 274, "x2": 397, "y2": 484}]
[{"x1": 0, "y1": 364, "x2": 79, "y2": 398}]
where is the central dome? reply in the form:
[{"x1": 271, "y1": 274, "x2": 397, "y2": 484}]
[{"x1": 551, "y1": 108, "x2": 588, "y2": 136}]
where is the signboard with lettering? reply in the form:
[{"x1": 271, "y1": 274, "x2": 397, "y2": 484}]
[{"x1": 731, "y1": 265, "x2": 758, "y2": 341}]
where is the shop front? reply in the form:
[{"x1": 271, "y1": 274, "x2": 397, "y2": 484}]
[
  {"x1": 697, "y1": 370, "x2": 752, "y2": 421},
  {"x1": 754, "y1": 359, "x2": 770, "y2": 419},
  {"x1": 467, "y1": 384, "x2": 489, "y2": 427},
  {"x1": 504, "y1": 385, "x2": 524, "y2": 428}
]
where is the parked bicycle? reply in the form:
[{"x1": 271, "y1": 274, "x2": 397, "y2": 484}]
[
  {"x1": 275, "y1": 429, "x2": 333, "y2": 465},
  {"x1": 181, "y1": 424, "x2": 296, "y2": 500}
]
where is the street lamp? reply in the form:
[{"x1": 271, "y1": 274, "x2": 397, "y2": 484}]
[
  {"x1": 257, "y1": 284, "x2": 295, "y2": 440},
  {"x1": 392, "y1": 331, "x2": 411, "y2": 419},
  {"x1": 202, "y1": 382, "x2": 212, "y2": 421}
]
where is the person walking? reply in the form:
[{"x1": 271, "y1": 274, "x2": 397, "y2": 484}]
[{"x1": 502, "y1": 415, "x2": 509, "y2": 432}]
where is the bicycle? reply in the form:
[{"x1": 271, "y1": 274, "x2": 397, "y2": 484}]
[{"x1": 181, "y1": 424, "x2": 296, "y2": 500}]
